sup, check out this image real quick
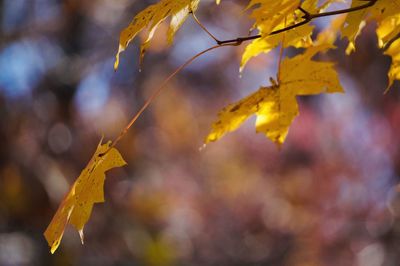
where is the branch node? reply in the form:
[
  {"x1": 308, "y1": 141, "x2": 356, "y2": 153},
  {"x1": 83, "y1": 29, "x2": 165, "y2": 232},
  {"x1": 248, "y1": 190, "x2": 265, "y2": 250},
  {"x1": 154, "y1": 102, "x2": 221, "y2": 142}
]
[
  {"x1": 190, "y1": 11, "x2": 220, "y2": 44},
  {"x1": 298, "y1": 6, "x2": 311, "y2": 20}
]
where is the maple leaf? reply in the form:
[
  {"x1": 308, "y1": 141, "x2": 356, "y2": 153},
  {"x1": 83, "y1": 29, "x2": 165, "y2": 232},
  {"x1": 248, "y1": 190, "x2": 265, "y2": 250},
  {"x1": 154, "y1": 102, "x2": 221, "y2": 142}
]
[
  {"x1": 376, "y1": 13, "x2": 400, "y2": 90},
  {"x1": 44, "y1": 140, "x2": 127, "y2": 254},
  {"x1": 241, "y1": 23, "x2": 314, "y2": 72},
  {"x1": 114, "y1": 0, "x2": 200, "y2": 70},
  {"x1": 377, "y1": 14, "x2": 400, "y2": 47},
  {"x1": 385, "y1": 38, "x2": 400, "y2": 90},
  {"x1": 206, "y1": 44, "x2": 343, "y2": 146},
  {"x1": 247, "y1": 0, "x2": 300, "y2": 36},
  {"x1": 240, "y1": 0, "x2": 339, "y2": 71},
  {"x1": 341, "y1": 0, "x2": 400, "y2": 88},
  {"x1": 342, "y1": 0, "x2": 400, "y2": 54}
]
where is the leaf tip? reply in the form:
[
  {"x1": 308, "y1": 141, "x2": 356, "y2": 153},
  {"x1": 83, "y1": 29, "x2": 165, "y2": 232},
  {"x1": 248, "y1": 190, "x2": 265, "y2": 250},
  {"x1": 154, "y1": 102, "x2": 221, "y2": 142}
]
[
  {"x1": 114, "y1": 56, "x2": 120, "y2": 71},
  {"x1": 204, "y1": 132, "x2": 218, "y2": 144},
  {"x1": 50, "y1": 246, "x2": 57, "y2": 254},
  {"x1": 79, "y1": 230, "x2": 84, "y2": 245},
  {"x1": 48, "y1": 238, "x2": 61, "y2": 254}
]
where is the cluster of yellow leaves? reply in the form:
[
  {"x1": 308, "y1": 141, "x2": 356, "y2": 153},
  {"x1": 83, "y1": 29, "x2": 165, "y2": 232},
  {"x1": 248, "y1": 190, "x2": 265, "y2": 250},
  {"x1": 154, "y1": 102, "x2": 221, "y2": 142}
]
[
  {"x1": 342, "y1": 0, "x2": 400, "y2": 88},
  {"x1": 241, "y1": 0, "x2": 310, "y2": 71},
  {"x1": 205, "y1": 0, "x2": 400, "y2": 145},
  {"x1": 342, "y1": 0, "x2": 400, "y2": 51},
  {"x1": 114, "y1": 0, "x2": 400, "y2": 91},
  {"x1": 44, "y1": 140, "x2": 126, "y2": 253},
  {"x1": 241, "y1": 0, "x2": 340, "y2": 71},
  {"x1": 45, "y1": 1, "x2": 400, "y2": 254},
  {"x1": 112, "y1": 0, "x2": 400, "y2": 147},
  {"x1": 205, "y1": 2, "x2": 345, "y2": 146}
]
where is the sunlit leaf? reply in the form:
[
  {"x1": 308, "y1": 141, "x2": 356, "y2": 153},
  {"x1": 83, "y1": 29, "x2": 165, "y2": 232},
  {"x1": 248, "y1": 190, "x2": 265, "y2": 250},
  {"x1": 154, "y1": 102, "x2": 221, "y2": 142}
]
[
  {"x1": 206, "y1": 44, "x2": 343, "y2": 146},
  {"x1": 247, "y1": 0, "x2": 300, "y2": 36},
  {"x1": 241, "y1": 24, "x2": 314, "y2": 72},
  {"x1": 240, "y1": 0, "x2": 339, "y2": 71},
  {"x1": 342, "y1": 0, "x2": 400, "y2": 54},
  {"x1": 114, "y1": 0, "x2": 200, "y2": 70},
  {"x1": 377, "y1": 14, "x2": 400, "y2": 47},
  {"x1": 385, "y1": 38, "x2": 400, "y2": 90},
  {"x1": 44, "y1": 139, "x2": 126, "y2": 253}
]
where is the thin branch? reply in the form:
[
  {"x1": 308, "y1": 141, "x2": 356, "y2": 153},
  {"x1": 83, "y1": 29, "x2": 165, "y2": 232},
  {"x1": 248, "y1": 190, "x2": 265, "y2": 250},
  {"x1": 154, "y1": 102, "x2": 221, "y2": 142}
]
[
  {"x1": 310, "y1": 0, "x2": 377, "y2": 19},
  {"x1": 216, "y1": 0, "x2": 377, "y2": 45}
]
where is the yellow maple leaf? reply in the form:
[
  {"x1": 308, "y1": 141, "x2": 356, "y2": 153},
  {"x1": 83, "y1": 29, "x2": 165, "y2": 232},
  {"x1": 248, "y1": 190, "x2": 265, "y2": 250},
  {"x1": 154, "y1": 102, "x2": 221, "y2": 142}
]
[
  {"x1": 44, "y1": 139, "x2": 127, "y2": 254},
  {"x1": 376, "y1": 13, "x2": 400, "y2": 90},
  {"x1": 241, "y1": 24, "x2": 314, "y2": 71},
  {"x1": 247, "y1": 0, "x2": 301, "y2": 36},
  {"x1": 206, "y1": 44, "x2": 344, "y2": 146},
  {"x1": 385, "y1": 38, "x2": 400, "y2": 90},
  {"x1": 241, "y1": 0, "x2": 339, "y2": 71},
  {"x1": 341, "y1": 0, "x2": 400, "y2": 88},
  {"x1": 342, "y1": 0, "x2": 400, "y2": 54},
  {"x1": 377, "y1": 14, "x2": 400, "y2": 47},
  {"x1": 114, "y1": 0, "x2": 200, "y2": 70}
]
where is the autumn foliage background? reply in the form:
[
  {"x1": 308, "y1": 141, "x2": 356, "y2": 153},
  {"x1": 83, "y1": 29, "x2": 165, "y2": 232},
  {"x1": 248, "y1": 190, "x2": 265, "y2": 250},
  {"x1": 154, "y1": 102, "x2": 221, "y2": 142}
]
[{"x1": 1, "y1": 0, "x2": 400, "y2": 265}]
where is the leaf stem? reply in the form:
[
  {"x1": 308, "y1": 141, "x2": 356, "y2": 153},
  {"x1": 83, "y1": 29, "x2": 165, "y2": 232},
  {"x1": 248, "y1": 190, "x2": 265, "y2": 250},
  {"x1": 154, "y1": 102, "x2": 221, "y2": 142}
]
[
  {"x1": 190, "y1": 11, "x2": 221, "y2": 43},
  {"x1": 109, "y1": 43, "x2": 234, "y2": 150},
  {"x1": 277, "y1": 18, "x2": 287, "y2": 83}
]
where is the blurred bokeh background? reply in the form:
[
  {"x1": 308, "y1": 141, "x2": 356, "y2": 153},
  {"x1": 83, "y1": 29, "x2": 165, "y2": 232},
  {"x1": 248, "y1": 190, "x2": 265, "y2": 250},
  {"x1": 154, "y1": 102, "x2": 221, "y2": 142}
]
[{"x1": 0, "y1": 0, "x2": 400, "y2": 265}]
